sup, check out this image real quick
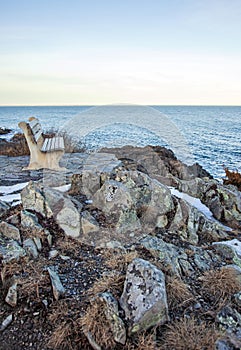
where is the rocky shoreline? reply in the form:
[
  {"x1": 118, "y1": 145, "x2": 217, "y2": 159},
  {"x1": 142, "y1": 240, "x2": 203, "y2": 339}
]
[{"x1": 0, "y1": 145, "x2": 241, "y2": 349}]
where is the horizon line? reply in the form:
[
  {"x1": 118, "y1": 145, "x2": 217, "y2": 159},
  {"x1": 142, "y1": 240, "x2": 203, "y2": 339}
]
[{"x1": 0, "y1": 104, "x2": 241, "y2": 107}]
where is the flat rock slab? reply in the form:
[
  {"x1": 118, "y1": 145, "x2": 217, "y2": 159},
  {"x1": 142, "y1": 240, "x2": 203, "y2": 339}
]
[{"x1": 0, "y1": 152, "x2": 119, "y2": 187}]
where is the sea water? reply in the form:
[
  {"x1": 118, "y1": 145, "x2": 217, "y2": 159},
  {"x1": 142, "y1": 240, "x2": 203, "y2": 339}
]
[{"x1": 0, "y1": 105, "x2": 240, "y2": 179}]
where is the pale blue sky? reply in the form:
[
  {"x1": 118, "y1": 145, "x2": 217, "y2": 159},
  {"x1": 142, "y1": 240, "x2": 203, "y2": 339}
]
[{"x1": 0, "y1": 0, "x2": 241, "y2": 105}]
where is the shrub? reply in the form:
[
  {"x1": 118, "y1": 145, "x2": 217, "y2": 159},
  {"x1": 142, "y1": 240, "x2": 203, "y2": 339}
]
[{"x1": 223, "y1": 168, "x2": 241, "y2": 191}]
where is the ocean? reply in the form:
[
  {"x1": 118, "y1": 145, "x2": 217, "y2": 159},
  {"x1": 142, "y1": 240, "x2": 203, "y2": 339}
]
[{"x1": 0, "y1": 105, "x2": 240, "y2": 180}]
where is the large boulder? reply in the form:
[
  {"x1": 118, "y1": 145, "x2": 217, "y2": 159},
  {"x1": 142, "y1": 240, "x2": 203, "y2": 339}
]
[
  {"x1": 92, "y1": 180, "x2": 141, "y2": 233},
  {"x1": 120, "y1": 258, "x2": 169, "y2": 333},
  {"x1": 117, "y1": 170, "x2": 174, "y2": 231}
]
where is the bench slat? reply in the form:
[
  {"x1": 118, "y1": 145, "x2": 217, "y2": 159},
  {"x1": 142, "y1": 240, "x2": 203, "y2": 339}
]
[
  {"x1": 41, "y1": 138, "x2": 50, "y2": 152},
  {"x1": 59, "y1": 137, "x2": 64, "y2": 149},
  {"x1": 34, "y1": 129, "x2": 43, "y2": 142}
]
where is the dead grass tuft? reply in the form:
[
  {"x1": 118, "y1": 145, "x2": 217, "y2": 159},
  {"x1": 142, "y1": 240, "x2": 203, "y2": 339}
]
[
  {"x1": 87, "y1": 272, "x2": 125, "y2": 299},
  {"x1": 80, "y1": 298, "x2": 116, "y2": 349},
  {"x1": 1, "y1": 258, "x2": 26, "y2": 285},
  {"x1": 162, "y1": 317, "x2": 221, "y2": 350},
  {"x1": 47, "y1": 321, "x2": 75, "y2": 350},
  {"x1": 200, "y1": 267, "x2": 241, "y2": 304},
  {"x1": 166, "y1": 276, "x2": 193, "y2": 309},
  {"x1": 126, "y1": 330, "x2": 157, "y2": 350},
  {"x1": 105, "y1": 251, "x2": 138, "y2": 271},
  {"x1": 56, "y1": 236, "x2": 81, "y2": 255},
  {"x1": 17, "y1": 259, "x2": 50, "y2": 300},
  {"x1": 48, "y1": 300, "x2": 70, "y2": 324}
]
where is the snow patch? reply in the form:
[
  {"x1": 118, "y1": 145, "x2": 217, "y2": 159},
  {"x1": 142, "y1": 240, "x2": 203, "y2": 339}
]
[{"x1": 170, "y1": 187, "x2": 232, "y2": 231}]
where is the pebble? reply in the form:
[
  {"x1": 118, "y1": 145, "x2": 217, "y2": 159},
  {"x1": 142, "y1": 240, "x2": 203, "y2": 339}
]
[
  {"x1": 48, "y1": 249, "x2": 59, "y2": 259},
  {"x1": 0, "y1": 314, "x2": 13, "y2": 331}
]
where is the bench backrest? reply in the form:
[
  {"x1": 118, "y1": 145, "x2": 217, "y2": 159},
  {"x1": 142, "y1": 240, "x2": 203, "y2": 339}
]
[{"x1": 29, "y1": 118, "x2": 43, "y2": 143}]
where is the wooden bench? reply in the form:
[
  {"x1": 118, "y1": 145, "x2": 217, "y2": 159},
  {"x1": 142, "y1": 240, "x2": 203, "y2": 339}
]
[{"x1": 18, "y1": 117, "x2": 65, "y2": 170}]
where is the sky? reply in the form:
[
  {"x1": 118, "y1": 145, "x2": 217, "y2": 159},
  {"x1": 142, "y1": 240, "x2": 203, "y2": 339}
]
[{"x1": 0, "y1": 0, "x2": 241, "y2": 106}]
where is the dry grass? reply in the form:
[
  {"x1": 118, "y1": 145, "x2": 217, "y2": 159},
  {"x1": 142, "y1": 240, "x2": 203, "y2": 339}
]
[
  {"x1": 126, "y1": 330, "x2": 157, "y2": 350},
  {"x1": 162, "y1": 317, "x2": 221, "y2": 350},
  {"x1": 166, "y1": 276, "x2": 193, "y2": 309},
  {"x1": 48, "y1": 300, "x2": 70, "y2": 324},
  {"x1": 16, "y1": 259, "x2": 50, "y2": 300},
  {"x1": 199, "y1": 267, "x2": 241, "y2": 304},
  {"x1": 105, "y1": 251, "x2": 138, "y2": 271},
  {"x1": 80, "y1": 298, "x2": 116, "y2": 350},
  {"x1": 1, "y1": 259, "x2": 26, "y2": 285},
  {"x1": 47, "y1": 321, "x2": 75, "y2": 350},
  {"x1": 87, "y1": 272, "x2": 125, "y2": 299},
  {"x1": 0, "y1": 258, "x2": 49, "y2": 299},
  {"x1": 56, "y1": 236, "x2": 81, "y2": 255}
]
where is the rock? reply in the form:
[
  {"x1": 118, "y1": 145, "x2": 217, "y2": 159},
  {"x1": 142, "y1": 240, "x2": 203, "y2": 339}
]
[
  {"x1": 169, "y1": 196, "x2": 228, "y2": 245},
  {"x1": 0, "y1": 235, "x2": 26, "y2": 263},
  {"x1": 0, "y1": 314, "x2": 13, "y2": 332},
  {"x1": 33, "y1": 237, "x2": 42, "y2": 251},
  {"x1": 213, "y1": 239, "x2": 241, "y2": 266},
  {"x1": 22, "y1": 182, "x2": 81, "y2": 239},
  {"x1": 46, "y1": 231, "x2": 53, "y2": 247},
  {"x1": 178, "y1": 178, "x2": 241, "y2": 229},
  {"x1": 49, "y1": 249, "x2": 59, "y2": 259},
  {"x1": 47, "y1": 267, "x2": 65, "y2": 300},
  {"x1": 23, "y1": 238, "x2": 38, "y2": 259},
  {"x1": 92, "y1": 179, "x2": 140, "y2": 233},
  {"x1": 215, "y1": 339, "x2": 234, "y2": 350},
  {"x1": 20, "y1": 210, "x2": 43, "y2": 231},
  {"x1": 0, "y1": 127, "x2": 12, "y2": 135},
  {"x1": 0, "y1": 133, "x2": 29, "y2": 156},
  {"x1": 0, "y1": 200, "x2": 10, "y2": 218},
  {"x1": 56, "y1": 200, "x2": 81, "y2": 238},
  {"x1": 21, "y1": 181, "x2": 53, "y2": 218},
  {"x1": 216, "y1": 306, "x2": 241, "y2": 342},
  {"x1": 118, "y1": 170, "x2": 174, "y2": 230},
  {"x1": 234, "y1": 291, "x2": 241, "y2": 307},
  {"x1": 81, "y1": 211, "x2": 99, "y2": 235},
  {"x1": 84, "y1": 331, "x2": 102, "y2": 350},
  {"x1": 6, "y1": 214, "x2": 20, "y2": 226},
  {"x1": 5, "y1": 281, "x2": 17, "y2": 307},
  {"x1": 98, "y1": 292, "x2": 126, "y2": 345},
  {"x1": 101, "y1": 145, "x2": 211, "y2": 186},
  {"x1": 169, "y1": 199, "x2": 199, "y2": 244},
  {"x1": 0, "y1": 221, "x2": 21, "y2": 241},
  {"x1": 120, "y1": 258, "x2": 169, "y2": 334},
  {"x1": 140, "y1": 236, "x2": 192, "y2": 276},
  {"x1": 69, "y1": 153, "x2": 121, "y2": 197}
]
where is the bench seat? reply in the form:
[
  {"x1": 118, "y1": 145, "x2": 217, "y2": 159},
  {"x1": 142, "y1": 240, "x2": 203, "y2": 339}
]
[{"x1": 41, "y1": 136, "x2": 65, "y2": 153}]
